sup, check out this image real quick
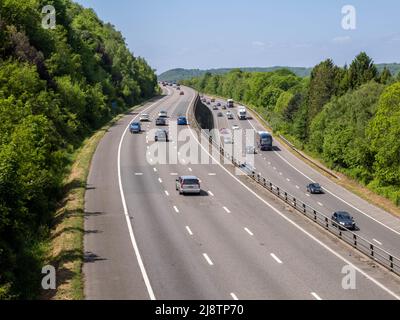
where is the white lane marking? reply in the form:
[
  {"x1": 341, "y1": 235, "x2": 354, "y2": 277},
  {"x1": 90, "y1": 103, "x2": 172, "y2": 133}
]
[
  {"x1": 182, "y1": 159, "x2": 186, "y2": 164},
  {"x1": 311, "y1": 292, "x2": 322, "y2": 300},
  {"x1": 170, "y1": 173, "x2": 178, "y2": 176},
  {"x1": 118, "y1": 97, "x2": 171, "y2": 300},
  {"x1": 164, "y1": 190, "x2": 169, "y2": 196},
  {"x1": 203, "y1": 253, "x2": 214, "y2": 266},
  {"x1": 135, "y1": 173, "x2": 143, "y2": 176},
  {"x1": 306, "y1": 193, "x2": 310, "y2": 197},
  {"x1": 230, "y1": 293, "x2": 239, "y2": 300},
  {"x1": 186, "y1": 226, "x2": 193, "y2": 236},
  {"x1": 270, "y1": 253, "x2": 283, "y2": 264},
  {"x1": 153, "y1": 168, "x2": 157, "y2": 172},
  {"x1": 272, "y1": 150, "x2": 400, "y2": 237},
  {"x1": 373, "y1": 239, "x2": 383, "y2": 246},
  {"x1": 296, "y1": 185, "x2": 300, "y2": 189},
  {"x1": 146, "y1": 145, "x2": 149, "y2": 149},
  {"x1": 318, "y1": 202, "x2": 323, "y2": 207},
  {"x1": 208, "y1": 173, "x2": 216, "y2": 176},
  {"x1": 286, "y1": 178, "x2": 290, "y2": 182},
  {"x1": 244, "y1": 227, "x2": 254, "y2": 236},
  {"x1": 273, "y1": 167, "x2": 277, "y2": 170},
  {"x1": 185, "y1": 114, "x2": 400, "y2": 300},
  {"x1": 173, "y1": 206, "x2": 180, "y2": 213},
  {"x1": 208, "y1": 190, "x2": 214, "y2": 197},
  {"x1": 158, "y1": 178, "x2": 163, "y2": 183},
  {"x1": 268, "y1": 162, "x2": 271, "y2": 165},
  {"x1": 149, "y1": 158, "x2": 153, "y2": 163},
  {"x1": 188, "y1": 167, "x2": 193, "y2": 172},
  {"x1": 223, "y1": 206, "x2": 231, "y2": 213},
  {"x1": 279, "y1": 172, "x2": 283, "y2": 176}
]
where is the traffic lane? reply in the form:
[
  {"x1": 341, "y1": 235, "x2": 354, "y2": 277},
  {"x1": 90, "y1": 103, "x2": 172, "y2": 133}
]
[
  {"x1": 84, "y1": 91, "x2": 175, "y2": 299},
  {"x1": 121, "y1": 90, "x2": 226, "y2": 299},
  {"x1": 214, "y1": 108, "x2": 400, "y2": 257},
  {"x1": 153, "y1": 140, "x2": 396, "y2": 300}
]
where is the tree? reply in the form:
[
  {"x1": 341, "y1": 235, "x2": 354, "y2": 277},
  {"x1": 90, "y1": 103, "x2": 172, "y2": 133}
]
[
  {"x1": 379, "y1": 67, "x2": 393, "y2": 84},
  {"x1": 307, "y1": 59, "x2": 340, "y2": 121},
  {"x1": 348, "y1": 52, "x2": 378, "y2": 89}
]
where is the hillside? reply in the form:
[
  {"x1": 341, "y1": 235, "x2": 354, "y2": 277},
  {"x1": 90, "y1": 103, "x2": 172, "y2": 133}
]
[
  {"x1": 159, "y1": 64, "x2": 400, "y2": 82},
  {"x1": 0, "y1": 0, "x2": 157, "y2": 299}
]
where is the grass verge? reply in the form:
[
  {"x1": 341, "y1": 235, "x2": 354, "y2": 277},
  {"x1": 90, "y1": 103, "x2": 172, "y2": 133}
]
[{"x1": 40, "y1": 101, "x2": 150, "y2": 300}]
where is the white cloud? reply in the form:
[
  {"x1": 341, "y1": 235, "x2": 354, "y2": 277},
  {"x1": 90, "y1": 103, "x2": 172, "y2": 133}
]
[
  {"x1": 332, "y1": 36, "x2": 352, "y2": 44},
  {"x1": 252, "y1": 41, "x2": 266, "y2": 47}
]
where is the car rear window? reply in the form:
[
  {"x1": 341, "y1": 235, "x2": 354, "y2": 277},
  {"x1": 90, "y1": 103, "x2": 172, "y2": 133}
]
[{"x1": 183, "y1": 179, "x2": 199, "y2": 185}]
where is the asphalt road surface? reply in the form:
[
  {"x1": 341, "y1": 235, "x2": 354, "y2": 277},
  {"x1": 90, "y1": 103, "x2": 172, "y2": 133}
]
[{"x1": 83, "y1": 86, "x2": 400, "y2": 300}]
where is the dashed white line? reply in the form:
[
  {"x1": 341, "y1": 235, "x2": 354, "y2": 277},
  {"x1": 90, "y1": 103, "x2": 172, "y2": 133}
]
[
  {"x1": 203, "y1": 253, "x2": 214, "y2": 266},
  {"x1": 135, "y1": 173, "x2": 143, "y2": 176},
  {"x1": 296, "y1": 185, "x2": 300, "y2": 189},
  {"x1": 186, "y1": 226, "x2": 193, "y2": 236},
  {"x1": 373, "y1": 239, "x2": 383, "y2": 246},
  {"x1": 306, "y1": 193, "x2": 310, "y2": 197},
  {"x1": 244, "y1": 227, "x2": 254, "y2": 236},
  {"x1": 188, "y1": 167, "x2": 193, "y2": 172},
  {"x1": 273, "y1": 167, "x2": 277, "y2": 170},
  {"x1": 153, "y1": 168, "x2": 157, "y2": 172},
  {"x1": 164, "y1": 190, "x2": 169, "y2": 196},
  {"x1": 223, "y1": 206, "x2": 231, "y2": 213},
  {"x1": 158, "y1": 178, "x2": 163, "y2": 183},
  {"x1": 170, "y1": 173, "x2": 178, "y2": 176},
  {"x1": 208, "y1": 191, "x2": 214, "y2": 197},
  {"x1": 270, "y1": 253, "x2": 283, "y2": 264},
  {"x1": 230, "y1": 293, "x2": 239, "y2": 300},
  {"x1": 286, "y1": 178, "x2": 290, "y2": 182},
  {"x1": 318, "y1": 202, "x2": 323, "y2": 207},
  {"x1": 279, "y1": 172, "x2": 283, "y2": 176},
  {"x1": 173, "y1": 206, "x2": 180, "y2": 213},
  {"x1": 208, "y1": 173, "x2": 216, "y2": 176},
  {"x1": 311, "y1": 292, "x2": 322, "y2": 300}
]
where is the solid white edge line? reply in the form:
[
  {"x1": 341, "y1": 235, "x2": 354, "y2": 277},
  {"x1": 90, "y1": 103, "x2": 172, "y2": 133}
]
[
  {"x1": 118, "y1": 96, "x2": 170, "y2": 300},
  {"x1": 311, "y1": 292, "x2": 322, "y2": 300},
  {"x1": 270, "y1": 253, "x2": 283, "y2": 264},
  {"x1": 203, "y1": 253, "x2": 214, "y2": 266},
  {"x1": 183, "y1": 93, "x2": 400, "y2": 300}
]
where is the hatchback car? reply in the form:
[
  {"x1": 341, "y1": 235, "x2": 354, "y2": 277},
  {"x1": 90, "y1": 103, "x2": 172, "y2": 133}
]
[
  {"x1": 226, "y1": 111, "x2": 234, "y2": 119},
  {"x1": 213, "y1": 105, "x2": 219, "y2": 110},
  {"x1": 216, "y1": 102, "x2": 221, "y2": 106},
  {"x1": 176, "y1": 176, "x2": 201, "y2": 195},
  {"x1": 158, "y1": 111, "x2": 168, "y2": 118},
  {"x1": 306, "y1": 183, "x2": 323, "y2": 194},
  {"x1": 223, "y1": 136, "x2": 234, "y2": 144},
  {"x1": 129, "y1": 122, "x2": 141, "y2": 134},
  {"x1": 155, "y1": 117, "x2": 167, "y2": 126},
  {"x1": 139, "y1": 114, "x2": 150, "y2": 122},
  {"x1": 155, "y1": 129, "x2": 168, "y2": 142},
  {"x1": 177, "y1": 116, "x2": 187, "y2": 125},
  {"x1": 180, "y1": 91, "x2": 184, "y2": 95},
  {"x1": 217, "y1": 112, "x2": 223, "y2": 117},
  {"x1": 232, "y1": 124, "x2": 240, "y2": 130},
  {"x1": 331, "y1": 211, "x2": 356, "y2": 230}
]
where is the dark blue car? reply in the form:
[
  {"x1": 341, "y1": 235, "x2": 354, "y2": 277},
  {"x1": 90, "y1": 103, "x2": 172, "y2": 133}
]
[
  {"x1": 129, "y1": 122, "x2": 141, "y2": 133},
  {"x1": 177, "y1": 116, "x2": 187, "y2": 125}
]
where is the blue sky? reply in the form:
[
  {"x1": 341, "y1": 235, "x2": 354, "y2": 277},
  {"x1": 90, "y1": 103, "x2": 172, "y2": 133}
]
[{"x1": 75, "y1": 0, "x2": 400, "y2": 74}]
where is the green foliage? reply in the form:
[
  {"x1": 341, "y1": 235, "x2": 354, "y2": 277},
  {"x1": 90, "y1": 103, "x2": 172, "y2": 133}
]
[
  {"x1": 0, "y1": 0, "x2": 157, "y2": 298},
  {"x1": 185, "y1": 52, "x2": 400, "y2": 207}
]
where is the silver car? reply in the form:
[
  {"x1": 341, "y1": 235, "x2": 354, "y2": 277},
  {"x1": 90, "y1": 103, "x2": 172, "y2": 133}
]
[{"x1": 176, "y1": 176, "x2": 201, "y2": 195}]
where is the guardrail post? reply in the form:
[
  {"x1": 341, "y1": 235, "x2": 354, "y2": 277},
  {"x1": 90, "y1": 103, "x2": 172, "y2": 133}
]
[
  {"x1": 252, "y1": 171, "x2": 255, "y2": 179},
  {"x1": 293, "y1": 198, "x2": 296, "y2": 208},
  {"x1": 277, "y1": 187, "x2": 280, "y2": 197},
  {"x1": 257, "y1": 173, "x2": 261, "y2": 182},
  {"x1": 263, "y1": 178, "x2": 266, "y2": 187},
  {"x1": 390, "y1": 256, "x2": 394, "y2": 271},
  {"x1": 302, "y1": 203, "x2": 306, "y2": 213},
  {"x1": 284, "y1": 192, "x2": 288, "y2": 201},
  {"x1": 314, "y1": 210, "x2": 317, "y2": 221},
  {"x1": 370, "y1": 244, "x2": 374, "y2": 257},
  {"x1": 325, "y1": 217, "x2": 329, "y2": 229},
  {"x1": 270, "y1": 182, "x2": 273, "y2": 191},
  {"x1": 353, "y1": 234, "x2": 357, "y2": 247}
]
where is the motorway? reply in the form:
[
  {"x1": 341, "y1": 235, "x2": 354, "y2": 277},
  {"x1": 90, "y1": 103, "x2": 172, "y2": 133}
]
[
  {"x1": 83, "y1": 85, "x2": 400, "y2": 300},
  {"x1": 206, "y1": 95, "x2": 400, "y2": 258}
]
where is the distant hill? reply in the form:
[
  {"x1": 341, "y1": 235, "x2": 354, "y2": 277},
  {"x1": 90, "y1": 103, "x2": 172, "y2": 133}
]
[
  {"x1": 158, "y1": 64, "x2": 400, "y2": 82},
  {"x1": 158, "y1": 67, "x2": 313, "y2": 82}
]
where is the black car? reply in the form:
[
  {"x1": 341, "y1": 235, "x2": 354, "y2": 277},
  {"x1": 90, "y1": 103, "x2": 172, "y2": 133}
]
[
  {"x1": 155, "y1": 117, "x2": 167, "y2": 126},
  {"x1": 306, "y1": 183, "x2": 323, "y2": 194},
  {"x1": 217, "y1": 112, "x2": 223, "y2": 117},
  {"x1": 331, "y1": 211, "x2": 356, "y2": 230},
  {"x1": 216, "y1": 102, "x2": 221, "y2": 106}
]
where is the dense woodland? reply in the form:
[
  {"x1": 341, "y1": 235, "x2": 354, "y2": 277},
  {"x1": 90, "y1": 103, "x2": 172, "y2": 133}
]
[
  {"x1": 0, "y1": 0, "x2": 157, "y2": 298},
  {"x1": 183, "y1": 53, "x2": 400, "y2": 208}
]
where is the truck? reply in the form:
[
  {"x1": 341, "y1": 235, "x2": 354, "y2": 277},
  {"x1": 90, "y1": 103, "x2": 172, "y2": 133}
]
[
  {"x1": 257, "y1": 131, "x2": 273, "y2": 151},
  {"x1": 237, "y1": 107, "x2": 247, "y2": 120},
  {"x1": 227, "y1": 99, "x2": 234, "y2": 108}
]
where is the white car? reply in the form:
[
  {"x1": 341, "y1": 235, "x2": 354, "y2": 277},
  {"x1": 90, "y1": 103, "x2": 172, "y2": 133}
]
[
  {"x1": 158, "y1": 111, "x2": 168, "y2": 118},
  {"x1": 226, "y1": 111, "x2": 234, "y2": 119},
  {"x1": 176, "y1": 176, "x2": 201, "y2": 195},
  {"x1": 232, "y1": 124, "x2": 240, "y2": 130},
  {"x1": 223, "y1": 136, "x2": 234, "y2": 144},
  {"x1": 139, "y1": 114, "x2": 150, "y2": 122}
]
